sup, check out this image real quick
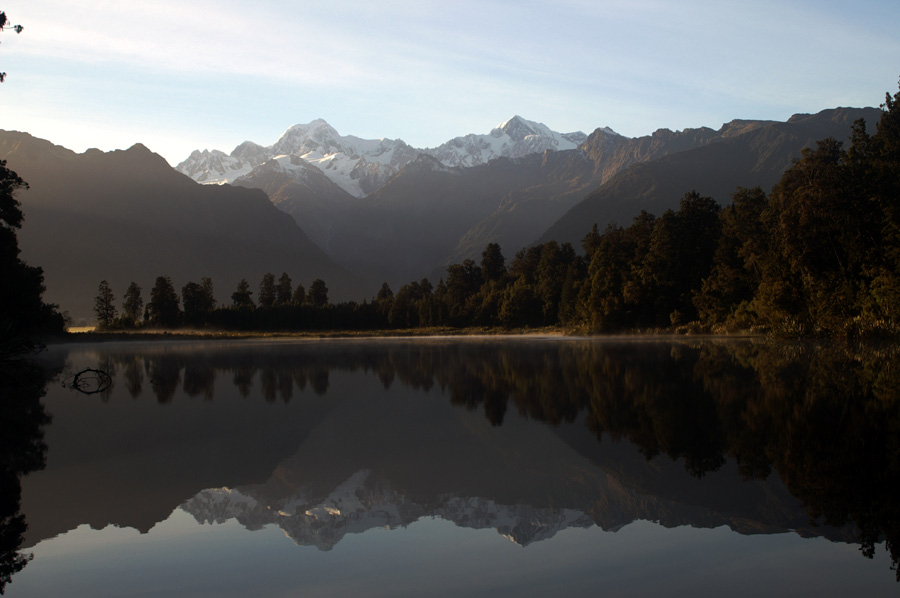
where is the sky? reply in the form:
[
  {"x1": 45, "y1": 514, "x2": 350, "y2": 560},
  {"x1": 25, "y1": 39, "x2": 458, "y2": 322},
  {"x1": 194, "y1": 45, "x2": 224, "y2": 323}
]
[{"x1": 1, "y1": 0, "x2": 899, "y2": 167}]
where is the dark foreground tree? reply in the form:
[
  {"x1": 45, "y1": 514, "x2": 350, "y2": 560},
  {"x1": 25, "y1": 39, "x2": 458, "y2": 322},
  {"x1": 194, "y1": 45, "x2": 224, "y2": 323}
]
[
  {"x1": 0, "y1": 10, "x2": 25, "y2": 83},
  {"x1": 0, "y1": 160, "x2": 63, "y2": 353}
]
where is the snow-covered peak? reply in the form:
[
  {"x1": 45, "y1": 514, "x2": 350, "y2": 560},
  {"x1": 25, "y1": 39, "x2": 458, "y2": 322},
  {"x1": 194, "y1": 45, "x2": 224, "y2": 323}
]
[
  {"x1": 496, "y1": 115, "x2": 541, "y2": 141},
  {"x1": 176, "y1": 117, "x2": 613, "y2": 195},
  {"x1": 425, "y1": 116, "x2": 589, "y2": 168},
  {"x1": 270, "y1": 119, "x2": 343, "y2": 156},
  {"x1": 175, "y1": 148, "x2": 255, "y2": 184},
  {"x1": 231, "y1": 140, "x2": 268, "y2": 163}
]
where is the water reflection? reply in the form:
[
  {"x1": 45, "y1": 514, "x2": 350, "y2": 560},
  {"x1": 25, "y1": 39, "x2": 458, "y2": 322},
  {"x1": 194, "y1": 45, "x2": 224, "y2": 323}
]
[
  {"x1": 0, "y1": 356, "x2": 58, "y2": 594},
  {"x1": 11, "y1": 338, "x2": 900, "y2": 592}
]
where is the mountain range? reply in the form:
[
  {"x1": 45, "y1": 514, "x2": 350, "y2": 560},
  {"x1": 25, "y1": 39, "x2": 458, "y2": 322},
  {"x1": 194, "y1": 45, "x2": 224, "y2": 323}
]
[
  {"x1": 176, "y1": 116, "x2": 592, "y2": 196},
  {"x1": 1, "y1": 106, "x2": 882, "y2": 319},
  {"x1": 180, "y1": 107, "x2": 882, "y2": 289}
]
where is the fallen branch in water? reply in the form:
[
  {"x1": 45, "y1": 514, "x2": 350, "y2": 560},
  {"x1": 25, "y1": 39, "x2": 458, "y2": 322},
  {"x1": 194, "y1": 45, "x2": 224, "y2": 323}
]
[{"x1": 70, "y1": 368, "x2": 112, "y2": 394}]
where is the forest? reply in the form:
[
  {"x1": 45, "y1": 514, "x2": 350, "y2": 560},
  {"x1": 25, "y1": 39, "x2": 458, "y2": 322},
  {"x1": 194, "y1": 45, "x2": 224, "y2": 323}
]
[
  {"x1": 83, "y1": 83, "x2": 900, "y2": 338},
  {"x1": 86, "y1": 84, "x2": 900, "y2": 338}
]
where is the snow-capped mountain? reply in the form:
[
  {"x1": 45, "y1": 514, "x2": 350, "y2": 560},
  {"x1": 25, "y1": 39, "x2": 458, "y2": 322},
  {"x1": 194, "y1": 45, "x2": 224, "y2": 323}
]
[
  {"x1": 426, "y1": 115, "x2": 591, "y2": 168},
  {"x1": 175, "y1": 117, "x2": 603, "y2": 198},
  {"x1": 180, "y1": 469, "x2": 594, "y2": 551}
]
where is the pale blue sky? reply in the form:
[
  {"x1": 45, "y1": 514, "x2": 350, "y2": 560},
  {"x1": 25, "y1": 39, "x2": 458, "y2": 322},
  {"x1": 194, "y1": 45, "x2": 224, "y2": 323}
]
[{"x1": 1, "y1": 1, "x2": 898, "y2": 166}]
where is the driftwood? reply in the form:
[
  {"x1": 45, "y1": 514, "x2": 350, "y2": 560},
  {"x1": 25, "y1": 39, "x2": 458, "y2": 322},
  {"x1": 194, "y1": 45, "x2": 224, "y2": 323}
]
[{"x1": 71, "y1": 368, "x2": 112, "y2": 394}]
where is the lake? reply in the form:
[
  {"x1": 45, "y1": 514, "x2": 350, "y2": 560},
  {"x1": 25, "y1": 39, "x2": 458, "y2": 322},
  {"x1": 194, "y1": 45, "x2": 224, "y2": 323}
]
[{"x1": 2, "y1": 336, "x2": 898, "y2": 596}]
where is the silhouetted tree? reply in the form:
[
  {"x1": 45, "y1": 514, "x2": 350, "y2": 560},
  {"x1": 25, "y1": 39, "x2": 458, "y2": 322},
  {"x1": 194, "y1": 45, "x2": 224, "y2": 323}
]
[
  {"x1": 146, "y1": 276, "x2": 181, "y2": 327},
  {"x1": 201, "y1": 277, "x2": 216, "y2": 310},
  {"x1": 182, "y1": 280, "x2": 215, "y2": 326},
  {"x1": 231, "y1": 279, "x2": 254, "y2": 309},
  {"x1": 444, "y1": 259, "x2": 481, "y2": 323},
  {"x1": 275, "y1": 273, "x2": 292, "y2": 306},
  {"x1": 376, "y1": 282, "x2": 394, "y2": 321},
  {"x1": 0, "y1": 159, "x2": 63, "y2": 353},
  {"x1": 121, "y1": 282, "x2": 143, "y2": 327},
  {"x1": 481, "y1": 242, "x2": 506, "y2": 284},
  {"x1": 93, "y1": 280, "x2": 117, "y2": 328},
  {"x1": 258, "y1": 273, "x2": 276, "y2": 308},
  {"x1": 291, "y1": 282, "x2": 306, "y2": 306},
  {"x1": 307, "y1": 279, "x2": 329, "y2": 308}
]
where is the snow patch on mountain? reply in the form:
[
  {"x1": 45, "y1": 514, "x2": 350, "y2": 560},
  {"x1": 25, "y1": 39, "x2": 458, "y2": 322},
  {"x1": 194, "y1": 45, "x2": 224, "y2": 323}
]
[
  {"x1": 176, "y1": 117, "x2": 615, "y2": 197},
  {"x1": 176, "y1": 149, "x2": 255, "y2": 184},
  {"x1": 424, "y1": 115, "x2": 591, "y2": 168}
]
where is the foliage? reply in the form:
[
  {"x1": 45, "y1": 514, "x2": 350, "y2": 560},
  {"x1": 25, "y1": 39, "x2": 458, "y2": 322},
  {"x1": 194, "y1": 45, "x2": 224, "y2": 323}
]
[
  {"x1": 182, "y1": 279, "x2": 215, "y2": 326},
  {"x1": 93, "y1": 280, "x2": 117, "y2": 329},
  {"x1": 307, "y1": 279, "x2": 328, "y2": 309},
  {"x1": 0, "y1": 160, "x2": 64, "y2": 353},
  {"x1": 258, "y1": 273, "x2": 276, "y2": 308},
  {"x1": 231, "y1": 278, "x2": 254, "y2": 309},
  {"x1": 146, "y1": 276, "x2": 181, "y2": 327},
  {"x1": 85, "y1": 81, "x2": 900, "y2": 339},
  {"x1": 275, "y1": 273, "x2": 292, "y2": 306},
  {"x1": 121, "y1": 282, "x2": 143, "y2": 327},
  {"x1": 0, "y1": 10, "x2": 25, "y2": 84}
]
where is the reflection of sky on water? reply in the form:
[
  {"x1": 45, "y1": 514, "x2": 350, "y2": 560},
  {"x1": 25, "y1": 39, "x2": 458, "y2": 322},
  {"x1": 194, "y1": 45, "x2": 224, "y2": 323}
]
[
  {"x1": 11, "y1": 512, "x2": 893, "y2": 597},
  {"x1": 6, "y1": 338, "x2": 900, "y2": 596}
]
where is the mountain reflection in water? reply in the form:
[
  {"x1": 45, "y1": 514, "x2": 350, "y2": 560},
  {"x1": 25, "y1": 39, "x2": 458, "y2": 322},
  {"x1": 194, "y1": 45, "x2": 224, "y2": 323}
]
[{"x1": 6, "y1": 337, "x2": 900, "y2": 594}]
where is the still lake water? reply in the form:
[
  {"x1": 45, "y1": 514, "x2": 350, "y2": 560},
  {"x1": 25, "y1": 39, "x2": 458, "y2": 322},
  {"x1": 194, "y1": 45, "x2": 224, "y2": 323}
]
[{"x1": 3, "y1": 336, "x2": 899, "y2": 596}]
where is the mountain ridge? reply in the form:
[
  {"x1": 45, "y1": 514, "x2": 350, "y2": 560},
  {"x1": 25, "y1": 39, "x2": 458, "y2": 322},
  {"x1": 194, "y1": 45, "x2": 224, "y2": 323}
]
[
  {"x1": 175, "y1": 116, "x2": 597, "y2": 197},
  {"x1": 537, "y1": 106, "x2": 882, "y2": 247},
  {"x1": 0, "y1": 130, "x2": 361, "y2": 319}
]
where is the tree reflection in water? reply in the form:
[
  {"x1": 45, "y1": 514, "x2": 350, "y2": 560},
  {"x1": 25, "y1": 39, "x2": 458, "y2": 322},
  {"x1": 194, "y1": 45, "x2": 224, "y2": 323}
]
[
  {"x1": 38, "y1": 339, "x2": 900, "y2": 581},
  {"x1": 0, "y1": 357, "x2": 56, "y2": 594}
]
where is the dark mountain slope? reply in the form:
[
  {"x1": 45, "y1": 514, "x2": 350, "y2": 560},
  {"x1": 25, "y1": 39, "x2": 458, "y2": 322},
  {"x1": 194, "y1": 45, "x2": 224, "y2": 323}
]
[
  {"x1": 538, "y1": 107, "x2": 882, "y2": 247},
  {"x1": 231, "y1": 156, "x2": 356, "y2": 255},
  {"x1": 446, "y1": 120, "x2": 778, "y2": 264},
  {"x1": 325, "y1": 153, "x2": 559, "y2": 287},
  {"x1": 0, "y1": 131, "x2": 361, "y2": 320}
]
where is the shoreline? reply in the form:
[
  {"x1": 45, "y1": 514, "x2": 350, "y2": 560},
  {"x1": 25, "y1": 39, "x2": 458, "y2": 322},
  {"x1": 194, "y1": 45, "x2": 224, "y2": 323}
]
[{"x1": 46, "y1": 326, "x2": 765, "y2": 345}]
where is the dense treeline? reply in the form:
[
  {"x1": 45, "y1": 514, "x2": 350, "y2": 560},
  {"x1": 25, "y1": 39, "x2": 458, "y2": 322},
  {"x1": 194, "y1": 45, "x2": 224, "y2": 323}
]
[{"x1": 95, "y1": 83, "x2": 900, "y2": 337}]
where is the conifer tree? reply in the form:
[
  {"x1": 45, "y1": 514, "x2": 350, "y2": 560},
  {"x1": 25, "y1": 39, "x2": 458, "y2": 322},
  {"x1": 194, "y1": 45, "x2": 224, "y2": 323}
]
[
  {"x1": 307, "y1": 279, "x2": 329, "y2": 308},
  {"x1": 122, "y1": 282, "x2": 143, "y2": 327},
  {"x1": 258, "y1": 273, "x2": 276, "y2": 308},
  {"x1": 231, "y1": 279, "x2": 254, "y2": 309},
  {"x1": 291, "y1": 282, "x2": 306, "y2": 306},
  {"x1": 93, "y1": 280, "x2": 117, "y2": 328},
  {"x1": 147, "y1": 276, "x2": 181, "y2": 327},
  {"x1": 275, "y1": 273, "x2": 292, "y2": 306}
]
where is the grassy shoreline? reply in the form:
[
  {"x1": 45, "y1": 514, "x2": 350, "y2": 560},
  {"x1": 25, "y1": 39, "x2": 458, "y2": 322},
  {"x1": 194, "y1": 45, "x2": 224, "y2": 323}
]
[
  {"x1": 48, "y1": 325, "x2": 766, "y2": 344},
  {"x1": 51, "y1": 326, "x2": 568, "y2": 343}
]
